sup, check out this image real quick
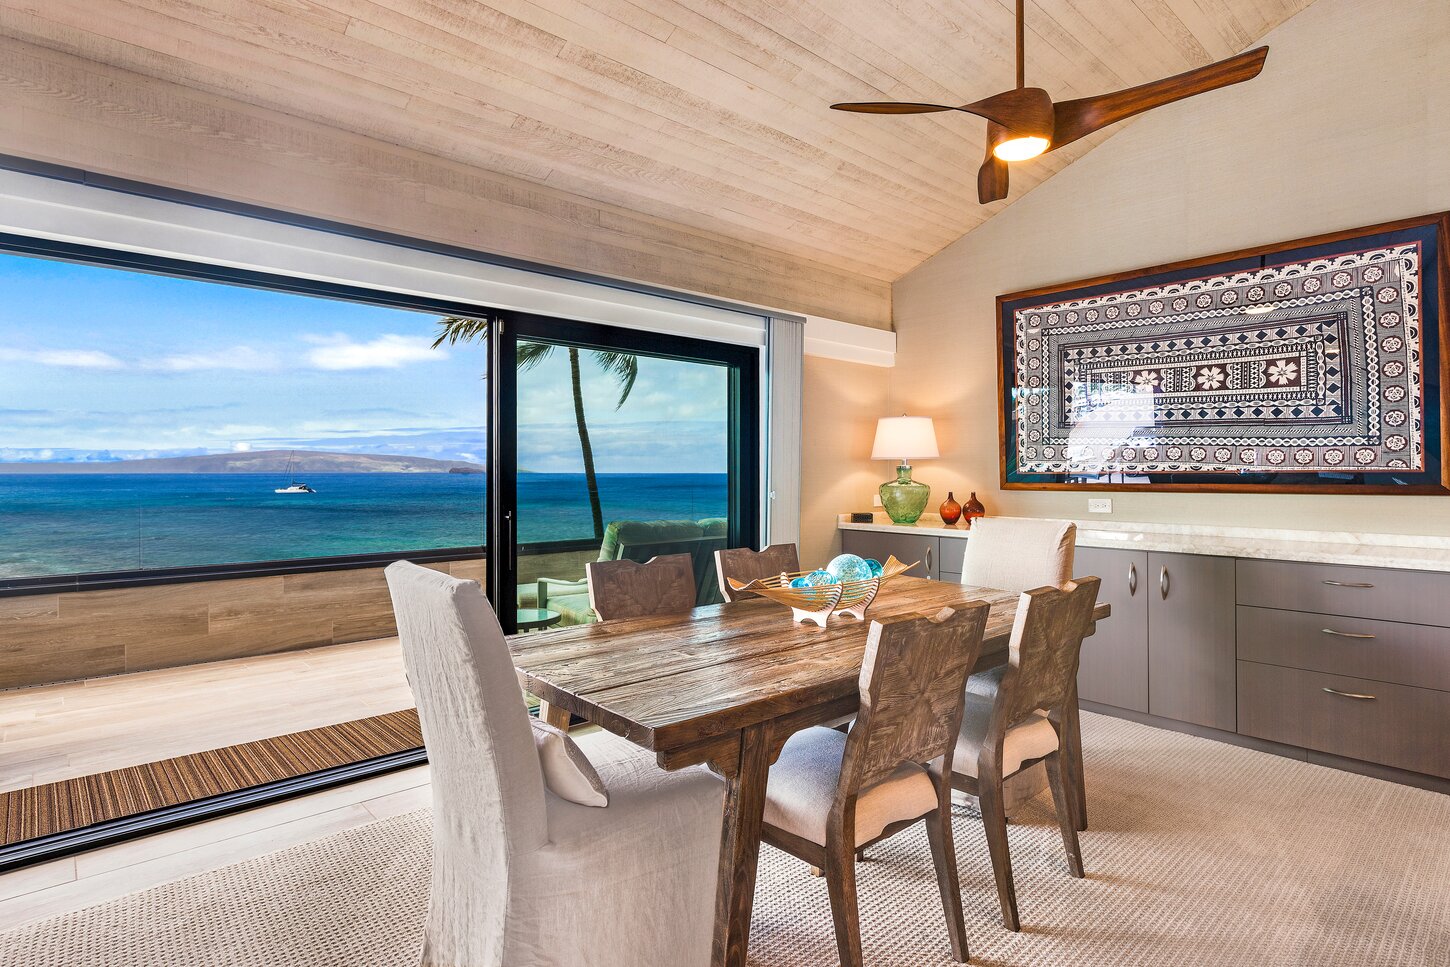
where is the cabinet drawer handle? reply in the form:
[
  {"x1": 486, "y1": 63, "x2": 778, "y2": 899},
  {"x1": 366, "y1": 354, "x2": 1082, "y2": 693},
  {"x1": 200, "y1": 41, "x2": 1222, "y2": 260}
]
[
  {"x1": 1322, "y1": 580, "x2": 1374, "y2": 589},
  {"x1": 1159, "y1": 565, "x2": 1169, "y2": 600},
  {"x1": 1128, "y1": 562, "x2": 1137, "y2": 597},
  {"x1": 1322, "y1": 687, "x2": 1377, "y2": 700},
  {"x1": 925, "y1": 545, "x2": 933, "y2": 578},
  {"x1": 1322, "y1": 628, "x2": 1375, "y2": 640}
]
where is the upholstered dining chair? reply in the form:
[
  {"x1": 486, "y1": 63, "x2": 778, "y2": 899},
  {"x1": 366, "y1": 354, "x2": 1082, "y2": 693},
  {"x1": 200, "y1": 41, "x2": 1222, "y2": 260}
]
[
  {"x1": 958, "y1": 517, "x2": 1088, "y2": 830},
  {"x1": 384, "y1": 561, "x2": 723, "y2": 967},
  {"x1": 587, "y1": 552, "x2": 696, "y2": 621},
  {"x1": 938, "y1": 578, "x2": 1101, "y2": 932},
  {"x1": 715, "y1": 543, "x2": 801, "y2": 601},
  {"x1": 761, "y1": 603, "x2": 991, "y2": 967}
]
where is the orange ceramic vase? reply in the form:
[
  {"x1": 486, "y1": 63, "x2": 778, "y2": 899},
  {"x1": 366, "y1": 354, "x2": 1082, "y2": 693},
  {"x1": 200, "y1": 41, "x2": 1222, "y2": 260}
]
[
  {"x1": 962, "y1": 492, "x2": 986, "y2": 527},
  {"x1": 938, "y1": 492, "x2": 962, "y2": 525}
]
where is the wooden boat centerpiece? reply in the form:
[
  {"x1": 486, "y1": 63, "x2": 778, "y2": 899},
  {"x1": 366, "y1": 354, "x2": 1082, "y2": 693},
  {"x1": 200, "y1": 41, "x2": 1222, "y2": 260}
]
[{"x1": 727, "y1": 555, "x2": 916, "y2": 627}]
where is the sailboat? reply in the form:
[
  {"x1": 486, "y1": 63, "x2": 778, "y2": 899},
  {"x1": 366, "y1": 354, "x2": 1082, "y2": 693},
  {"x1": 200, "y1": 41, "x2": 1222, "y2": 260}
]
[{"x1": 274, "y1": 452, "x2": 317, "y2": 494}]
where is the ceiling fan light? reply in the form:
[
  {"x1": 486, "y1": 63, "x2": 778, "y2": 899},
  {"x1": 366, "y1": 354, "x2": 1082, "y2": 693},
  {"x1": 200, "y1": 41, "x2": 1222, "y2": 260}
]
[{"x1": 993, "y1": 135, "x2": 1050, "y2": 162}]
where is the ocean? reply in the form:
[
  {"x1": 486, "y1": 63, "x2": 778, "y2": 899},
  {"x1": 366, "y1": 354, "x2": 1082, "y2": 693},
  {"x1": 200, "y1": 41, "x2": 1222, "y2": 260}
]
[{"x1": 0, "y1": 472, "x2": 728, "y2": 578}]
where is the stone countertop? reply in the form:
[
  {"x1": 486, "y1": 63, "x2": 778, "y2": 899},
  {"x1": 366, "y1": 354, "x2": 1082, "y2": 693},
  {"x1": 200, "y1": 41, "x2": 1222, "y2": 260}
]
[{"x1": 837, "y1": 514, "x2": 1450, "y2": 573}]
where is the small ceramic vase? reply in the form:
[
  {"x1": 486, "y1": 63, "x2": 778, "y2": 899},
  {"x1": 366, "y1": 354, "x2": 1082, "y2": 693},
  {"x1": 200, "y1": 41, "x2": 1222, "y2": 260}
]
[
  {"x1": 939, "y1": 492, "x2": 962, "y2": 525},
  {"x1": 962, "y1": 492, "x2": 986, "y2": 528}
]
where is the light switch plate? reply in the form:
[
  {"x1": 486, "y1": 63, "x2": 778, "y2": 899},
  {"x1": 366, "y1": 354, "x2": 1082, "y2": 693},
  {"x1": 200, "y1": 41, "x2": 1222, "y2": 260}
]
[
  {"x1": 1088, "y1": 498, "x2": 1113, "y2": 514},
  {"x1": 872, "y1": 494, "x2": 883, "y2": 507}
]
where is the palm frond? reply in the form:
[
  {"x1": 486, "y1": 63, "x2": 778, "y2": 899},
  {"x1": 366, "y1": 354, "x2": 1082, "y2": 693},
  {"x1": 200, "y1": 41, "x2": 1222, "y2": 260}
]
[
  {"x1": 590, "y1": 350, "x2": 639, "y2": 409},
  {"x1": 517, "y1": 341, "x2": 556, "y2": 371},
  {"x1": 431, "y1": 316, "x2": 491, "y2": 349}
]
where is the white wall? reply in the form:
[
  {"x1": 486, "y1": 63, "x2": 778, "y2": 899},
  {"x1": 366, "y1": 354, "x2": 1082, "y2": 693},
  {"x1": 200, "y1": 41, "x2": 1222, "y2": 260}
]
[
  {"x1": 890, "y1": 0, "x2": 1450, "y2": 537},
  {"x1": 800, "y1": 355, "x2": 891, "y2": 565}
]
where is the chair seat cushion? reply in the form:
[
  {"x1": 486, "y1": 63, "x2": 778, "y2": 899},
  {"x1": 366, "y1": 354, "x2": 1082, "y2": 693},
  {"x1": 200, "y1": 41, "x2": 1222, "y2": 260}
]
[
  {"x1": 950, "y1": 692, "x2": 1059, "y2": 779},
  {"x1": 545, "y1": 729, "x2": 722, "y2": 854},
  {"x1": 531, "y1": 718, "x2": 608, "y2": 807},
  {"x1": 763, "y1": 726, "x2": 937, "y2": 848},
  {"x1": 965, "y1": 663, "x2": 1006, "y2": 699}
]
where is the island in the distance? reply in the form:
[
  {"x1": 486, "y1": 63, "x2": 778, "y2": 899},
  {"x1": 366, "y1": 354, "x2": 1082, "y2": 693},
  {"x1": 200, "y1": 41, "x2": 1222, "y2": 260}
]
[{"x1": 0, "y1": 449, "x2": 487, "y2": 474}]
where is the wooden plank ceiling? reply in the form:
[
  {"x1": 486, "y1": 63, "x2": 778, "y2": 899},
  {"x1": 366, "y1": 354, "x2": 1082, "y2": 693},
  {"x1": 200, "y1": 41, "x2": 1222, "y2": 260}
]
[{"x1": 0, "y1": 0, "x2": 1317, "y2": 287}]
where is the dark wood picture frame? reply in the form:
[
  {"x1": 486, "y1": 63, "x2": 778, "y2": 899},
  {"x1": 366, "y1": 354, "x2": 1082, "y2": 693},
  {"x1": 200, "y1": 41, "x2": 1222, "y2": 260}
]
[{"x1": 996, "y1": 212, "x2": 1450, "y2": 495}]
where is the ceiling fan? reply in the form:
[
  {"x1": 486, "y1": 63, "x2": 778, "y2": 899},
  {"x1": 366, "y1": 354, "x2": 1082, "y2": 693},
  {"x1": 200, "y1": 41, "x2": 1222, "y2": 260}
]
[{"x1": 831, "y1": 0, "x2": 1269, "y2": 204}]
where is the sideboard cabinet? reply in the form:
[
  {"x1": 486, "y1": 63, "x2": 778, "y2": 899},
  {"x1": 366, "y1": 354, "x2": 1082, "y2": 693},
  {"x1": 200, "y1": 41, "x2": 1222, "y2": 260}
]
[
  {"x1": 840, "y1": 530, "x2": 969, "y2": 583},
  {"x1": 1073, "y1": 548, "x2": 1236, "y2": 731},
  {"x1": 837, "y1": 523, "x2": 1450, "y2": 789}
]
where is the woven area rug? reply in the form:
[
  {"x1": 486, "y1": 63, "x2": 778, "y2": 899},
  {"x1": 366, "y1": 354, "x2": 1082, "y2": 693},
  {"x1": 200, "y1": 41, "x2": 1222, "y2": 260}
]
[{"x1": 4, "y1": 712, "x2": 1448, "y2": 966}]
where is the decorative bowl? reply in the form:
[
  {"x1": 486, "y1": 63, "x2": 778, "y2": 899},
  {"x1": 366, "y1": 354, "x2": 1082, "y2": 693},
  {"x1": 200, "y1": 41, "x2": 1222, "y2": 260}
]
[{"x1": 727, "y1": 555, "x2": 917, "y2": 627}]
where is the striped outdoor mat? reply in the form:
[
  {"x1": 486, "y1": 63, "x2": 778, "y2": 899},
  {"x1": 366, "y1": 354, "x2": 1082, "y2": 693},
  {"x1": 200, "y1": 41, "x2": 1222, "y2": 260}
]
[{"x1": 0, "y1": 709, "x2": 422, "y2": 846}]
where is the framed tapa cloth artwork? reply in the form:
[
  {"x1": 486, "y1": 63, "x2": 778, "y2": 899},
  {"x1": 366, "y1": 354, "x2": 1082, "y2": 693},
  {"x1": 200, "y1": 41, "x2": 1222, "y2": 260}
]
[{"x1": 997, "y1": 214, "x2": 1449, "y2": 494}]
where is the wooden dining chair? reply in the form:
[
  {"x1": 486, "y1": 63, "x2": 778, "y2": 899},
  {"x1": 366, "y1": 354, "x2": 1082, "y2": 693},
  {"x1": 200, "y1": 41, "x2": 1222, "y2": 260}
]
[
  {"x1": 587, "y1": 552, "x2": 696, "y2": 621},
  {"x1": 958, "y1": 517, "x2": 1089, "y2": 831},
  {"x1": 940, "y1": 578, "x2": 1101, "y2": 932},
  {"x1": 715, "y1": 543, "x2": 801, "y2": 601},
  {"x1": 761, "y1": 603, "x2": 991, "y2": 967}
]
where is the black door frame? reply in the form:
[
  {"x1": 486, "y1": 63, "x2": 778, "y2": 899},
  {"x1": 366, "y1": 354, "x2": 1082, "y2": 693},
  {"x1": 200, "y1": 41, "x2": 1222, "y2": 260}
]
[{"x1": 488, "y1": 309, "x2": 761, "y2": 632}]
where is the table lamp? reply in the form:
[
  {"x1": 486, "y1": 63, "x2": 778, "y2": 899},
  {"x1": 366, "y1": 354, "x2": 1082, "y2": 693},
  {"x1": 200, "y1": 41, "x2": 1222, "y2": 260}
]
[{"x1": 871, "y1": 415, "x2": 939, "y2": 524}]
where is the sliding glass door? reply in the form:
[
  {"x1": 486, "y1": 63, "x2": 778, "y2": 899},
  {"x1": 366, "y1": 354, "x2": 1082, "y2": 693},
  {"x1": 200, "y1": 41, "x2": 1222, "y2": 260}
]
[{"x1": 489, "y1": 312, "x2": 759, "y2": 633}]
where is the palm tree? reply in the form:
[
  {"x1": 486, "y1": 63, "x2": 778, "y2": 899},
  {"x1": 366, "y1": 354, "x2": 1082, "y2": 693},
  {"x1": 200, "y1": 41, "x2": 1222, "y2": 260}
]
[{"x1": 433, "y1": 317, "x2": 637, "y2": 542}]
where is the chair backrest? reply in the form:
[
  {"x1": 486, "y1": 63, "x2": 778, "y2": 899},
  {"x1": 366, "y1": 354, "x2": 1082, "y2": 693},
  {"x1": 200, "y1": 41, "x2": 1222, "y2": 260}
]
[
  {"x1": 715, "y1": 543, "x2": 801, "y2": 601},
  {"x1": 959, "y1": 517, "x2": 1076, "y2": 591},
  {"x1": 384, "y1": 562, "x2": 548, "y2": 961},
  {"x1": 991, "y1": 578, "x2": 1102, "y2": 736},
  {"x1": 587, "y1": 553, "x2": 696, "y2": 621},
  {"x1": 838, "y1": 603, "x2": 991, "y2": 798}
]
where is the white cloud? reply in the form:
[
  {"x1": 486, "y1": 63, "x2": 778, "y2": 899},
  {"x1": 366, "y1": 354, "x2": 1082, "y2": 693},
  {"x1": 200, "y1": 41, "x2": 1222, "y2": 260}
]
[
  {"x1": 232, "y1": 441, "x2": 253, "y2": 452},
  {"x1": 0, "y1": 348, "x2": 124, "y2": 369},
  {"x1": 303, "y1": 334, "x2": 445, "y2": 370},
  {"x1": 151, "y1": 346, "x2": 279, "y2": 372}
]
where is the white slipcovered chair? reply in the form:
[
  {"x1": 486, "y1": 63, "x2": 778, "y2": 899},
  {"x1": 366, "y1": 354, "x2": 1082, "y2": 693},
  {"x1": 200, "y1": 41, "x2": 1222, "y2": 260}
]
[
  {"x1": 384, "y1": 561, "x2": 724, "y2": 967},
  {"x1": 956, "y1": 517, "x2": 1087, "y2": 829},
  {"x1": 956, "y1": 516, "x2": 1076, "y2": 593}
]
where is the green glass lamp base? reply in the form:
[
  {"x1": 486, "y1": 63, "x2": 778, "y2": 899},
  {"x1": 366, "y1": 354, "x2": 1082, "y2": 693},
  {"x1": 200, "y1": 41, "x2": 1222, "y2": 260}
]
[{"x1": 879, "y1": 464, "x2": 931, "y2": 524}]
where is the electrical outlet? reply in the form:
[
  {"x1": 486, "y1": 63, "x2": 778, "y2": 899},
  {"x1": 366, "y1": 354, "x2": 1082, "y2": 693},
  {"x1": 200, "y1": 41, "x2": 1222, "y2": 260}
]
[
  {"x1": 872, "y1": 494, "x2": 883, "y2": 507},
  {"x1": 1088, "y1": 498, "x2": 1113, "y2": 514}
]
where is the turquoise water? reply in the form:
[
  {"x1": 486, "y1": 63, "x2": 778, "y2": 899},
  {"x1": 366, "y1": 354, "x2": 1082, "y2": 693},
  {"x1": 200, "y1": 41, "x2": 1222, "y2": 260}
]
[{"x1": 0, "y1": 472, "x2": 727, "y2": 578}]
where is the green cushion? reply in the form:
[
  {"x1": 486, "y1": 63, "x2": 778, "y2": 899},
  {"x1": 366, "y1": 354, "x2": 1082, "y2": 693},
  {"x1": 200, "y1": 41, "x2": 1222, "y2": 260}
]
[
  {"x1": 597, "y1": 519, "x2": 706, "y2": 562},
  {"x1": 594, "y1": 518, "x2": 731, "y2": 606},
  {"x1": 698, "y1": 518, "x2": 728, "y2": 537}
]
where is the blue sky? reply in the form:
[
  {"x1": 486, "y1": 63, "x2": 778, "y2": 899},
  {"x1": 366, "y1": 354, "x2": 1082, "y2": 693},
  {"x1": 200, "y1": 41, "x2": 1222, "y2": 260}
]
[{"x1": 0, "y1": 251, "x2": 729, "y2": 472}]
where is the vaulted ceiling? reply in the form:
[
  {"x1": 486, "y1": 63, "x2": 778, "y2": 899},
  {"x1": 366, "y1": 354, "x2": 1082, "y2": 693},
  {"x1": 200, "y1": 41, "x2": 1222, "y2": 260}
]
[{"x1": 0, "y1": 0, "x2": 1317, "y2": 287}]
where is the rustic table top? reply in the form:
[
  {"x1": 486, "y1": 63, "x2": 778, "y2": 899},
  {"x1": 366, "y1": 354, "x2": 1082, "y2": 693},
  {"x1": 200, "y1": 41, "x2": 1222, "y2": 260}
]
[{"x1": 511, "y1": 576, "x2": 1110, "y2": 757}]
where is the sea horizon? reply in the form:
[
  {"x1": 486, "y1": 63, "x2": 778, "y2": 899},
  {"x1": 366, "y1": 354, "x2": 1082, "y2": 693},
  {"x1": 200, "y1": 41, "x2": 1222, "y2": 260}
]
[{"x1": 0, "y1": 471, "x2": 728, "y2": 579}]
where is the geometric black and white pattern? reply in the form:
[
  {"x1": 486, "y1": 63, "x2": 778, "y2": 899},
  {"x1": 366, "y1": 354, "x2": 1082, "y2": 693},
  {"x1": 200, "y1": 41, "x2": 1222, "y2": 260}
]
[{"x1": 1011, "y1": 242, "x2": 1425, "y2": 475}]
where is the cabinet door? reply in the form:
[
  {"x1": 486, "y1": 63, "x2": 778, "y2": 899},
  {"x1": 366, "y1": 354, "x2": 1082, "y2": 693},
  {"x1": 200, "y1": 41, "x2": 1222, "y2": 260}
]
[
  {"x1": 840, "y1": 530, "x2": 939, "y2": 579},
  {"x1": 937, "y1": 536, "x2": 969, "y2": 582},
  {"x1": 1148, "y1": 552, "x2": 1237, "y2": 731},
  {"x1": 1074, "y1": 546, "x2": 1149, "y2": 712}
]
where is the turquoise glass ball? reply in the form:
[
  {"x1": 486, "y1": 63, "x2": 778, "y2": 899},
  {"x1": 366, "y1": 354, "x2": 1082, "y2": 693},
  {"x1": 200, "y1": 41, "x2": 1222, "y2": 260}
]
[
  {"x1": 825, "y1": 554, "x2": 872, "y2": 584},
  {"x1": 789, "y1": 575, "x2": 812, "y2": 589},
  {"x1": 803, "y1": 569, "x2": 834, "y2": 587},
  {"x1": 865, "y1": 558, "x2": 884, "y2": 578}
]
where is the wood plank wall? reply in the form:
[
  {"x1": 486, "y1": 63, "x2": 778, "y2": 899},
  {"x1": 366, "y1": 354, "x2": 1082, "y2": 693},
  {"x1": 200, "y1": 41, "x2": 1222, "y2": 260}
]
[
  {"x1": 0, "y1": 35, "x2": 891, "y2": 329},
  {"x1": 0, "y1": 560, "x2": 483, "y2": 692}
]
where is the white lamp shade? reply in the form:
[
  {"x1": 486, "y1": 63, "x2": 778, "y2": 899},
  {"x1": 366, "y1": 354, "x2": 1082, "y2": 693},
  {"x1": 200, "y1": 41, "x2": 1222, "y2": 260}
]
[{"x1": 871, "y1": 416, "x2": 939, "y2": 462}]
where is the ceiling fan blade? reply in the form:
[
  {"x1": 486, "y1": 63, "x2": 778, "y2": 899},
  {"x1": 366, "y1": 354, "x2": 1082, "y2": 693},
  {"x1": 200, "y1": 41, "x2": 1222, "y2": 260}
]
[
  {"x1": 830, "y1": 101, "x2": 957, "y2": 114},
  {"x1": 978, "y1": 122, "x2": 1010, "y2": 204},
  {"x1": 1051, "y1": 46, "x2": 1268, "y2": 149},
  {"x1": 962, "y1": 87, "x2": 1055, "y2": 134}
]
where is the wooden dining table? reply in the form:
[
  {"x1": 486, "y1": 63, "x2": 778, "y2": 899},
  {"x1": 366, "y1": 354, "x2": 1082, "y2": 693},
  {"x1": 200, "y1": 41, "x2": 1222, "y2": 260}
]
[{"x1": 509, "y1": 575, "x2": 1110, "y2": 967}]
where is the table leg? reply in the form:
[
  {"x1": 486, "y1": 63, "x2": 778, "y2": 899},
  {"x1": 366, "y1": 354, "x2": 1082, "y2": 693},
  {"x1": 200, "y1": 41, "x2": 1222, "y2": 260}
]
[
  {"x1": 712, "y1": 721, "x2": 772, "y2": 967},
  {"x1": 538, "y1": 701, "x2": 572, "y2": 731}
]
